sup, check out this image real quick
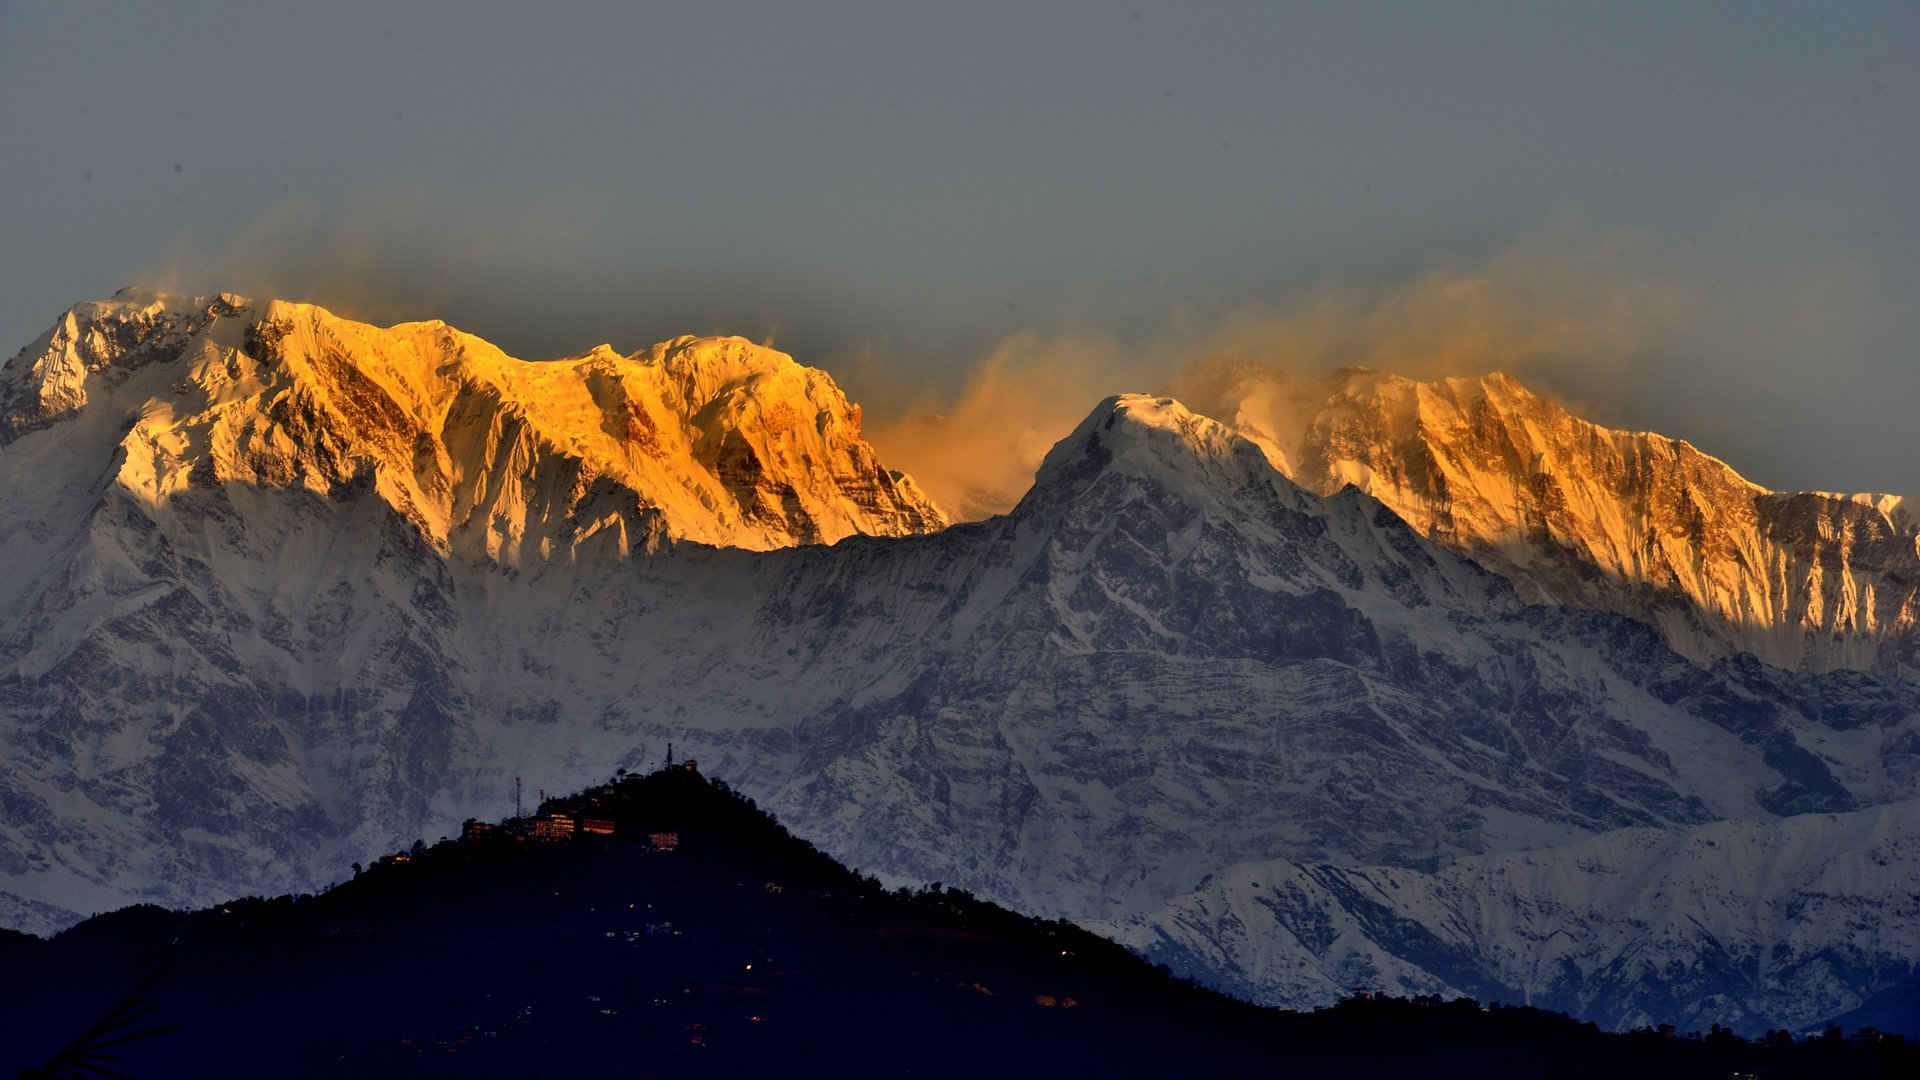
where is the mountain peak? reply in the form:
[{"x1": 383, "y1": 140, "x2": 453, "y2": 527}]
[
  {"x1": 1029, "y1": 393, "x2": 1290, "y2": 509},
  {"x1": 2, "y1": 290, "x2": 946, "y2": 558},
  {"x1": 1168, "y1": 360, "x2": 1920, "y2": 674}
]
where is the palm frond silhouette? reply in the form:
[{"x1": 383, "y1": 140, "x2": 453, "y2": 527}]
[{"x1": 19, "y1": 968, "x2": 178, "y2": 1080}]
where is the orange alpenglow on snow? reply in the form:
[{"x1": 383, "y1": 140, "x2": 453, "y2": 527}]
[
  {"x1": 2, "y1": 289, "x2": 947, "y2": 567},
  {"x1": 1164, "y1": 359, "x2": 1920, "y2": 675}
]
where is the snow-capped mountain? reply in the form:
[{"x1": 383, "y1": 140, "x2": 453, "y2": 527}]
[
  {"x1": 1, "y1": 293, "x2": 1915, "y2": 1035},
  {"x1": 0, "y1": 289, "x2": 945, "y2": 565},
  {"x1": 1164, "y1": 360, "x2": 1920, "y2": 676},
  {"x1": 1106, "y1": 799, "x2": 1920, "y2": 1036}
]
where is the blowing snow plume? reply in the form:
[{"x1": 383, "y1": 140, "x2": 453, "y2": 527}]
[
  {"x1": 868, "y1": 217, "x2": 1664, "y2": 519},
  {"x1": 866, "y1": 210, "x2": 1898, "y2": 519},
  {"x1": 864, "y1": 333, "x2": 1164, "y2": 521}
]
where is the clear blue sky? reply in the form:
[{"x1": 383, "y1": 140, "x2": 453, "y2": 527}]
[{"x1": 3, "y1": 1, "x2": 1914, "y2": 492}]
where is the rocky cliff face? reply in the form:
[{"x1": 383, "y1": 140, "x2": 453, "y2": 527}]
[
  {"x1": 0, "y1": 289, "x2": 946, "y2": 566},
  {"x1": 1165, "y1": 360, "x2": 1920, "y2": 676},
  {"x1": 0, "y1": 288, "x2": 946, "y2": 933},
  {"x1": 1109, "y1": 800, "x2": 1920, "y2": 1036},
  {"x1": 760, "y1": 397, "x2": 1917, "y2": 920},
  {"x1": 2, "y1": 299, "x2": 1916, "y2": 1035}
]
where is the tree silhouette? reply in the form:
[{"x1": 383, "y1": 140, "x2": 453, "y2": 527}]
[{"x1": 20, "y1": 968, "x2": 178, "y2": 1080}]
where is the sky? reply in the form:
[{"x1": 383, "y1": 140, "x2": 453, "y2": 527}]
[{"x1": 3, "y1": 0, "x2": 1915, "y2": 504}]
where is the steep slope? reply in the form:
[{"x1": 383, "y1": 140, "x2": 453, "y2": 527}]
[
  {"x1": 0, "y1": 287, "x2": 941, "y2": 929},
  {"x1": 1163, "y1": 360, "x2": 1920, "y2": 676},
  {"x1": 0, "y1": 288, "x2": 945, "y2": 574},
  {"x1": 1109, "y1": 800, "x2": 1920, "y2": 1036},
  {"x1": 6, "y1": 385, "x2": 1915, "y2": 922},
  {"x1": 757, "y1": 397, "x2": 1919, "y2": 916},
  {"x1": 11, "y1": 769, "x2": 1900, "y2": 1079},
  {"x1": 3, "y1": 296, "x2": 1917, "y2": 1034}
]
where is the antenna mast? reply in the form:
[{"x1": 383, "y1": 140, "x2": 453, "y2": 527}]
[{"x1": 514, "y1": 776, "x2": 523, "y2": 819}]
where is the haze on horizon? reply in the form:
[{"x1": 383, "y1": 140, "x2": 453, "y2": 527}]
[{"x1": 4, "y1": 1, "x2": 1915, "y2": 503}]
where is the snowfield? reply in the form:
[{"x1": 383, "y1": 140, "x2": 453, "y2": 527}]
[{"x1": 1, "y1": 291, "x2": 1915, "y2": 1035}]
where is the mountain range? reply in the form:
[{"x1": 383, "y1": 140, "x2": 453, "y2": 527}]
[
  {"x1": 1, "y1": 290, "x2": 1914, "y2": 1036},
  {"x1": 1166, "y1": 359, "x2": 1920, "y2": 675},
  {"x1": 14, "y1": 766, "x2": 1902, "y2": 1078},
  {"x1": 9, "y1": 765, "x2": 1907, "y2": 1078}
]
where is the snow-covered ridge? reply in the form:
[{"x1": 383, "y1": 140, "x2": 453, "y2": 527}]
[
  {"x1": 1164, "y1": 360, "x2": 1920, "y2": 676},
  {"x1": 1818, "y1": 490, "x2": 1920, "y2": 533},
  {"x1": 4, "y1": 296, "x2": 1918, "y2": 1035},
  {"x1": 1027, "y1": 394, "x2": 1303, "y2": 507},
  {"x1": 1109, "y1": 800, "x2": 1920, "y2": 1036},
  {"x1": 0, "y1": 288, "x2": 946, "y2": 558}
]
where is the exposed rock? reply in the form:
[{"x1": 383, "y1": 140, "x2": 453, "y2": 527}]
[
  {"x1": 3, "y1": 298, "x2": 1916, "y2": 1036},
  {"x1": 1165, "y1": 360, "x2": 1920, "y2": 675},
  {"x1": 1109, "y1": 800, "x2": 1920, "y2": 1036}
]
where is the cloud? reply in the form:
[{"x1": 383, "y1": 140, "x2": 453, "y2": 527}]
[
  {"x1": 129, "y1": 182, "x2": 854, "y2": 367},
  {"x1": 131, "y1": 196, "x2": 1899, "y2": 515},
  {"x1": 865, "y1": 207, "x2": 1899, "y2": 518},
  {"x1": 138, "y1": 184, "x2": 477, "y2": 333},
  {"x1": 864, "y1": 332, "x2": 1156, "y2": 521}
]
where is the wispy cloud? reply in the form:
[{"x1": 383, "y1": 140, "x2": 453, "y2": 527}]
[{"x1": 865, "y1": 208, "x2": 1898, "y2": 518}]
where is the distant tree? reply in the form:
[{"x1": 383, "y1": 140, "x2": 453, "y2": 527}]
[{"x1": 351, "y1": 862, "x2": 362, "y2": 876}]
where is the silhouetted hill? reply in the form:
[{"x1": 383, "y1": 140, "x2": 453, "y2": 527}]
[{"x1": 1, "y1": 767, "x2": 1911, "y2": 1078}]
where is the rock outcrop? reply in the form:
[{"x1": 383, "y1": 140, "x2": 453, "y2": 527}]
[{"x1": 1166, "y1": 360, "x2": 1920, "y2": 675}]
